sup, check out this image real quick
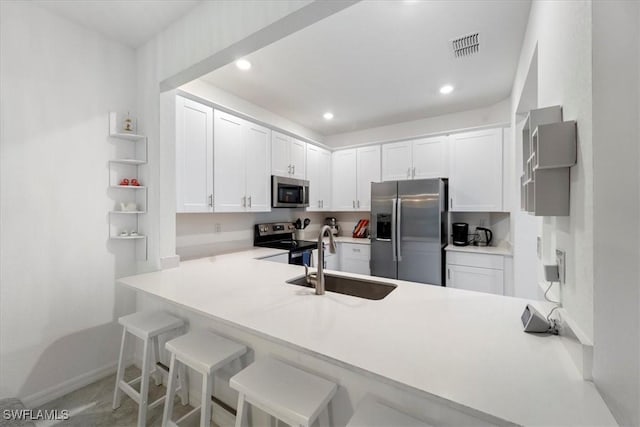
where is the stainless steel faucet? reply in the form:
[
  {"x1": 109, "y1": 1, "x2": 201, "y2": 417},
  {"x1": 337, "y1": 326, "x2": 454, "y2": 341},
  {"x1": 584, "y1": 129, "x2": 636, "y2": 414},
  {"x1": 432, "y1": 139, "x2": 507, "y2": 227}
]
[{"x1": 304, "y1": 225, "x2": 337, "y2": 295}]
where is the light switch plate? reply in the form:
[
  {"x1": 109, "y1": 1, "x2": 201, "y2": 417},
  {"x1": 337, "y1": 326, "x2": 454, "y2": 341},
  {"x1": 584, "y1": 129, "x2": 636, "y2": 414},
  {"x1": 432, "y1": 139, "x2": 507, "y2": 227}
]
[{"x1": 556, "y1": 249, "x2": 566, "y2": 284}]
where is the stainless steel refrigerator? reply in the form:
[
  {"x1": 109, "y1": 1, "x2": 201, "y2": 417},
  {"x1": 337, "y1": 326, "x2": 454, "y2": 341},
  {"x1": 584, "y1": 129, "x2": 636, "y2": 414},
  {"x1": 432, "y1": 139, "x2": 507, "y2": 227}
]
[{"x1": 370, "y1": 179, "x2": 447, "y2": 285}]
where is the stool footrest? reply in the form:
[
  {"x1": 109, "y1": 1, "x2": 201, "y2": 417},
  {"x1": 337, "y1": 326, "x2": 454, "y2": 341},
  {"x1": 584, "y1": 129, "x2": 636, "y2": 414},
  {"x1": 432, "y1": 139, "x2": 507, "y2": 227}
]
[
  {"x1": 119, "y1": 381, "x2": 141, "y2": 405},
  {"x1": 148, "y1": 395, "x2": 166, "y2": 410},
  {"x1": 127, "y1": 376, "x2": 142, "y2": 386},
  {"x1": 155, "y1": 361, "x2": 170, "y2": 374},
  {"x1": 175, "y1": 406, "x2": 201, "y2": 425}
]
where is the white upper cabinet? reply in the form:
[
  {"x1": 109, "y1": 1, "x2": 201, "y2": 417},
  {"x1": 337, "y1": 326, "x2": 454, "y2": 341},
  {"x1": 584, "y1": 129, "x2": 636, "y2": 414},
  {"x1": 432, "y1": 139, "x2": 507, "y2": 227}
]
[
  {"x1": 381, "y1": 141, "x2": 412, "y2": 181},
  {"x1": 290, "y1": 137, "x2": 306, "y2": 179},
  {"x1": 412, "y1": 136, "x2": 448, "y2": 179},
  {"x1": 271, "y1": 131, "x2": 306, "y2": 179},
  {"x1": 271, "y1": 131, "x2": 290, "y2": 177},
  {"x1": 306, "y1": 144, "x2": 331, "y2": 211},
  {"x1": 244, "y1": 121, "x2": 271, "y2": 212},
  {"x1": 356, "y1": 145, "x2": 381, "y2": 211},
  {"x1": 214, "y1": 109, "x2": 271, "y2": 213},
  {"x1": 449, "y1": 128, "x2": 503, "y2": 211},
  {"x1": 331, "y1": 149, "x2": 357, "y2": 210},
  {"x1": 381, "y1": 136, "x2": 448, "y2": 181},
  {"x1": 176, "y1": 96, "x2": 213, "y2": 213},
  {"x1": 332, "y1": 146, "x2": 381, "y2": 211},
  {"x1": 214, "y1": 110, "x2": 246, "y2": 212}
]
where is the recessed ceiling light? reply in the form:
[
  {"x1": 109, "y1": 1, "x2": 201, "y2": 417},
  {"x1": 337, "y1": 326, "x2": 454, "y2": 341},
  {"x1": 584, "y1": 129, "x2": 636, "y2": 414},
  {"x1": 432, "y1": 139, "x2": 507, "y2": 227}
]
[
  {"x1": 235, "y1": 59, "x2": 251, "y2": 71},
  {"x1": 439, "y1": 84, "x2": 454, "y2": 95},
  {"x1": 323, "y1": 112, "x2": 334, "y2": 120}
]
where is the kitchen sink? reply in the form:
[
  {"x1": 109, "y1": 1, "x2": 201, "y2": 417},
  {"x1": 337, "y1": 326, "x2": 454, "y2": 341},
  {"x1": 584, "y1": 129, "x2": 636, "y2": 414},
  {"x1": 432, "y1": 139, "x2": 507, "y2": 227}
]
[{"x1": 286, "y1": 274, "x2": 396, "y2": 300}]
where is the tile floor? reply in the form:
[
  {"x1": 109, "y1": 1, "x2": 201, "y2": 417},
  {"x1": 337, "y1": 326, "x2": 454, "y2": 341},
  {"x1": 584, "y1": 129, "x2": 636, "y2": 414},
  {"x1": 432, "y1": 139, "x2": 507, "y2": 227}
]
[{"x1": 35, "y1": 366, "x2": 215, "y2": 427}]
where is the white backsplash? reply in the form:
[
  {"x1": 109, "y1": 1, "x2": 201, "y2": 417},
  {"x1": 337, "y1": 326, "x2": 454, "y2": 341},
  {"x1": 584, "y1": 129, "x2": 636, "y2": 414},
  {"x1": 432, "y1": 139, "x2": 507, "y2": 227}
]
[
  {"x1": 177, "y1": 209, "x2": 509, "y2": 260},
  {"x1": 176, "y1": 210, "x2": 326, "y2": 260},
  {"x1": 448, "y1": 212, "x2": 510, "y2": 246}
]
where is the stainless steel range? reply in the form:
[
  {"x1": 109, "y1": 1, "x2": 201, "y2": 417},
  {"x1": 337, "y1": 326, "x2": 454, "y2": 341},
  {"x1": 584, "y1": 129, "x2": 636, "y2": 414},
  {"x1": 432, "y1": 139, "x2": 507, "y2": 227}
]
[{"x1": 254, "y1": 222, "x2": 316, "y2": 265}]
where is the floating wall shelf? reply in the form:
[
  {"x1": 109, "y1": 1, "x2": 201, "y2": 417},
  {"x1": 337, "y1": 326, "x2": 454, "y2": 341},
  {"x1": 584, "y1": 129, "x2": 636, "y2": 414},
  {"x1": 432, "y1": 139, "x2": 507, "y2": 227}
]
[
  {"x1": 108, "y1": 112, "x2": 148, "y2": 260},
  {"x1": 521, "y1": 106, "x2": 576, "y2": 216}
]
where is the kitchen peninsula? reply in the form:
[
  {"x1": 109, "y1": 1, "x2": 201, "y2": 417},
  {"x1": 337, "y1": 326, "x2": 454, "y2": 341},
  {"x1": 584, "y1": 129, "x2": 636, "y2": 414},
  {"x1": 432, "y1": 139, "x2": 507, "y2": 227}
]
[{"x1": 118, "y1": 249, "x2": 615, "y2": 427}]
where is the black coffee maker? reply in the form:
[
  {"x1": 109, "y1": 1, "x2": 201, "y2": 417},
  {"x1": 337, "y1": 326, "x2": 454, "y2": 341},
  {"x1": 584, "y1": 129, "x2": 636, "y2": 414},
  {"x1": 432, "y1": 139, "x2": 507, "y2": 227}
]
[{"x1": 452, "y1": 223, "x2": 470, "y2": 246}]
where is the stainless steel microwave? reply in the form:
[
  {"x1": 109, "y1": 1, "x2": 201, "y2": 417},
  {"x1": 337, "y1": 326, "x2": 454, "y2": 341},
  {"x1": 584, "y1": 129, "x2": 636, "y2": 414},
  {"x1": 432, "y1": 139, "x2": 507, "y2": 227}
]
[{"x1": 272, "y1": 175, "x2": 309, "y2": 208}]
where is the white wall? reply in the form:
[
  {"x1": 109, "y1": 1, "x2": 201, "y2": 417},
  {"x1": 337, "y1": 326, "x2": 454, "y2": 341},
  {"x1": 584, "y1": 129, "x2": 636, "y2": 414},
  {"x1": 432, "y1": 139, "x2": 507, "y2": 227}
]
[
  {"x1": 182, "y1": 80, "x2": 325, "y2": 144},
  {"x1": 0, "y1": 1, "x2": 137, "y2": 402},
  {"x1": 155, "y1": 1, "x2": 312, "y2": 85},
  {"x1": 510, "y1": 1, "x2": 594, "y2": 339},
  {"x1": 324, "y1": 99, "x2": 510, "y2": 148},
  {"x1": 511, "y1": 2, "x2": 640, "y2": 424},
  {"x1": 591, "y1": 2, "x2": 639, "y2": 425}
]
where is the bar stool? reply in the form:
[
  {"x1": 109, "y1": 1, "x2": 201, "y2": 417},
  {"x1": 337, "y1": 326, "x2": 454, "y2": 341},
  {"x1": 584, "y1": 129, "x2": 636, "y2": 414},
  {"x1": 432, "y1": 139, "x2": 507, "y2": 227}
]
[
  {"x1": 162, "y1": 331, "x2": 247, "y2": 427},
  {"x1": 346, "y1": 397, "x2": 433, "y2": 427},
  {"x1": 112, "y1": 311, "x2": 187, "y2": 427},
  {"x1": 230, "y1": 357, "x2": 337, "y2": 427}
]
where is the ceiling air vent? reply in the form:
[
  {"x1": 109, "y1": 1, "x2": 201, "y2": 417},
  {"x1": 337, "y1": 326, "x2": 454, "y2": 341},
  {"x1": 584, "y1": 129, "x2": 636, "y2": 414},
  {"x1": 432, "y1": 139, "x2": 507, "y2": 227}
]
[{"x1": 451, "y1": 33, "x2": 479, "y2": 58}]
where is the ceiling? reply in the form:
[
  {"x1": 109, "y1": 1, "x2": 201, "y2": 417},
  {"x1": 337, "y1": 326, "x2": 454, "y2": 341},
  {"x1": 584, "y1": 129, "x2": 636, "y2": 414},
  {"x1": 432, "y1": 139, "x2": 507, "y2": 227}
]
[
  {"x1": 33, "y1": 0, "x2": 201, "y2": 48},
  {"x1": 200, "y1": 0, "x2": 531, "y2": 136}
]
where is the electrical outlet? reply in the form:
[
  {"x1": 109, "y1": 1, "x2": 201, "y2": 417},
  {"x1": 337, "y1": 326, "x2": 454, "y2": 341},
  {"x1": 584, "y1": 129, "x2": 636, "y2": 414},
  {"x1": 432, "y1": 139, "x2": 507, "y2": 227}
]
[
  {"x1": 215, "y1": 223, "x2": 222, "y2": 233},
  {"x1": 537, "y1": 237, "x2": 542, "y2": 258},
  {"x1": 556, "y1": 249, "x2": 566, "y2": 284}
]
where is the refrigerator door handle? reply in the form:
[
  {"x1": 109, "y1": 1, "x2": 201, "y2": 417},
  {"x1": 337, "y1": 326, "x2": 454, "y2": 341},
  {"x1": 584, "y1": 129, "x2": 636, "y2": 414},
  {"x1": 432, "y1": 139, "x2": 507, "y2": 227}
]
[
  {"x1": 375, "y1": 238, "x2": 392, "y2": 242},
  {"x1": 397, "y1": 198, "x2": 402, "y2": 262},
  {"x1": 391, "y1": 198, "x2": 397, "y2": 262}
]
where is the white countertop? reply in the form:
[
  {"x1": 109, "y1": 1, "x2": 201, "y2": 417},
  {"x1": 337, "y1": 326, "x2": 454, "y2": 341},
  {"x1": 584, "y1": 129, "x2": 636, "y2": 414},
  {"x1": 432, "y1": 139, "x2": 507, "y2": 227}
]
[
  {"x1": 333, "y1": 236, "x2": 371, "y2": 245},
  {"x1": 118, "y1": 249, "x2": 613, "y2": 426},
  {"x1": 445, "y1": 242, "x2": 513, "y2": 256}
]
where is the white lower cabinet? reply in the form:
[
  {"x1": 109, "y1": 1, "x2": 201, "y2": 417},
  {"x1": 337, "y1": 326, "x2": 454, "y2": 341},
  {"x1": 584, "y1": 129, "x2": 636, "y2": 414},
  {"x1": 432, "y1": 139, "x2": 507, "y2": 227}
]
[
  {"x1": 311, "y1": 249, "x2": 339, "y2": 270},
  {"x1": 325, "y1": 251, "x2": 340, "y2": 270},
  {"x1": 446, "y1": 252, "x2": 505, "y2": 295},
  {"x1": 340, "y1": 243, "x2": 371, "y2": 275},
  {"x1": 311, "y1": 242, "x2": 370, "y2": 275}
]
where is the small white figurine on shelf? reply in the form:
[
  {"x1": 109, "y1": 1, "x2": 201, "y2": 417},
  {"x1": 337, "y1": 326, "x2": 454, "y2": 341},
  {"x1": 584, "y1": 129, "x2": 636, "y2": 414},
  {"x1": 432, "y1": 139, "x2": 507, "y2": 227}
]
[{"x1": 123, "y1": 112, "x2": 135, "y2": 133}]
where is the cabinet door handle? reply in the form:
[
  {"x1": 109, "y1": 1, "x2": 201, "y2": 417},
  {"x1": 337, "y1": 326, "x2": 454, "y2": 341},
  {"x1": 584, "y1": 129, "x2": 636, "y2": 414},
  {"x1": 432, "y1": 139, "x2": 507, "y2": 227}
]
[
  {"x1": 208, "y1": 194, "x2": 213, "y2": 207},
  {"x1": 357, "y1": 200, "x2": 360, "y2": 208},
  {"x1": 248, "y1": 196, "x2": 252, "y2": 208},
  {"x1": 288, "y1": 165, "x2": 291, "y2": 174},
  {"x1": 450, "y1": 197, "x2": 453, "y2": 209},
  {"x1": 447, "y1": 269, "x2": 451, "y2": 280},
  {"x1": 292, "y1": 165, "x2": 295, "y2": 175},
  {"x1": 352, "y1": 200, "x2": 355, "y2": 208},
  {"x1": 412, "y1": 167, "x2": 416, "y2": 178},
  {"x1": 407, "y1": 167, "x2": 411, "y2": 178},
  {"x1": 242, "y1": 196, "x2": 246, "y2": 208}
]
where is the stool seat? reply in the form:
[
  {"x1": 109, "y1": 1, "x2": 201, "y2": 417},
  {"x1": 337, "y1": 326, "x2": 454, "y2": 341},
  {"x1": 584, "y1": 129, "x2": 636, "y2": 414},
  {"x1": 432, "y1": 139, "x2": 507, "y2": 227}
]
[
  {"x1": 230, "y1": 358, "x2": 337, "y2": 427},
  {"x1": 118, "y1": 311, "x2": 184, "y2": 339},
  {"x1": 346, "y1": 398, "x2": 433, "y2": 427},
  {"x1": 162, "y1": 331, "x2": 247, "y2": 427},
  {"x1": 166, "y1": 331, "x2": 247, "y2": 374},
  {"x1": 113, "y1": 311, "x2": 186, "y2": 427}
]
